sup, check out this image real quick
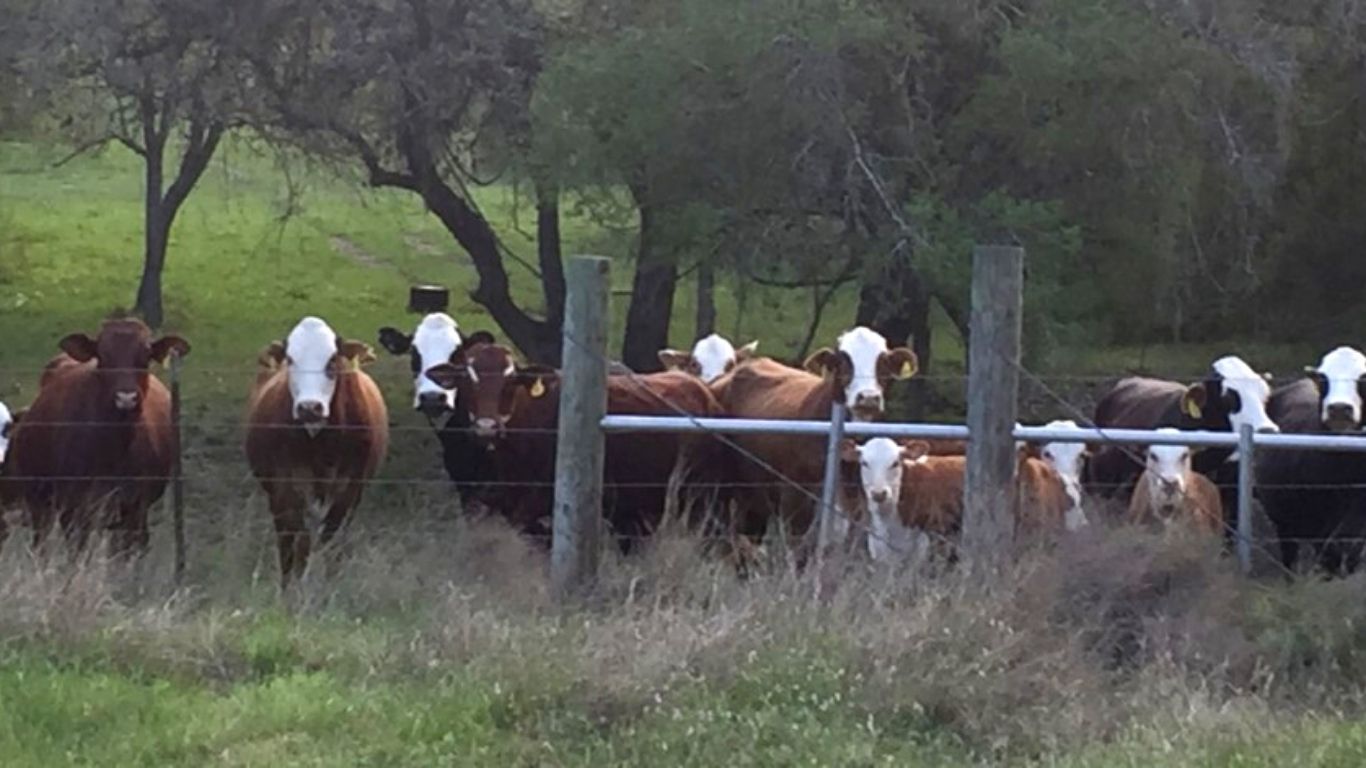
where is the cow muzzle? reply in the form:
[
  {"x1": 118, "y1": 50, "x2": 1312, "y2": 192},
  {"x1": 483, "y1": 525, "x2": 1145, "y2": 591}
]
[
  {"x1": 416, "y1": 391, "x2": 450, "y2": 417},
  {"x1": 869, "y1": 488, "x2": 891, "y2": 505},
  {"x1": 850, "y1": 391, "x2": 884, "y2": 421},
  {"x1": 114, "y1": 390, "x2": 140, "y2": 411},
  {"x1": 1325, "y1": 403, "x2": 1359, "y2": 432},
  {"x1": 473, "y1": 417, "x2": 500, "y2": 438},
  {"x1": 294, "y1": 400, "x2": 327, "y2": 424}
]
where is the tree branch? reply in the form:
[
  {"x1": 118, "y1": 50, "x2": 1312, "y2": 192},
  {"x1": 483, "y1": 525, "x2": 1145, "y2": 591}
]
[{"x1": 51, "y1": 135, "x2": 119, "y2": 168}]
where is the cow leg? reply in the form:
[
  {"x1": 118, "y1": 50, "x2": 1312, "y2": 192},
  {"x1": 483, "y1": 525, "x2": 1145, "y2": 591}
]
[
  {"x1": 110, "y1": 502, "x2": 150, "y2": 562},
  {"x1": 316, "y1": 486, "x2": 363, "y2": 576},
  {"x1": 268, "y1": 490, "x2": 310, "y2": 590},
  {"x1": 59, "y1": 505, "x2": 97, "y2": 562}
]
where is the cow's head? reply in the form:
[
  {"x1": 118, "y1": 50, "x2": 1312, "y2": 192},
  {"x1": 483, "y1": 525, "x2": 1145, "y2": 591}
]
[
  {"x1": 1305, "y1": 346, "x2": 1366, "y2": 433},
  {"x1": 840, "y1": 437, "x2": 929, "y2": 561},
  {"x1": 1144, "y1": 432, "x2": 1191, "y2": 518},
  {"x1": 0, "y1": 402, "x2": 16, "y2": 467},
  {"x1": 59, "y1": 317, "x2": 189, "y2": 414},
  {"x1": 377, "y1": 313, "x2": 495, "y2": 419},
  {"x1": 425, "y1": 343, "x2": 555, "y2": 441},
  {"x1": 804, "y1": 327, "x2": 917, "y2": 421},
  {"x1": 657, "y1": 334, "x2": 759, "y2": 383},
  {"x1": 259, "y1": 316, "x2": 374, "y2": 435},
  {"x1": 1021, "y1": 419, "x2": 1090, "y2": 531},
  {"x1": 1179, "y1": 356, "x2": 1278, "y2": 437}
]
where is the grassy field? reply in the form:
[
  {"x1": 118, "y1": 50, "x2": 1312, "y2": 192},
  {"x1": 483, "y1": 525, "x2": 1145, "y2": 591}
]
[{"x1": 3, "y1": 138, "x2": 1365, "y2": 765}]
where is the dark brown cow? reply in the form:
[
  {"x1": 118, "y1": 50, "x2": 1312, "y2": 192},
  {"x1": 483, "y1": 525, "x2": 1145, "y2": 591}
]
[
  {"x1": 6, "y1": 317, "x2": 189, "y2": 556},
  {"x1": 708, "y1": 327, "x2": 917, "y2": 550},
  {"x1": 426, "y1": 341, "x2": 729, "y2": 549},
  {"x1": 244, "y1": 317, "x2": 388, "y2": 587}
]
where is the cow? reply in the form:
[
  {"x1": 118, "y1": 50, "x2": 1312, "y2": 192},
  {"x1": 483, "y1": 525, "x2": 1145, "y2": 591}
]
[
  {"x1": 1089, "y1": 355, "x2": 1278, "y2": 530},
  {"x1": 1019, "y1": 420, "x2": 1091, "y2": 531},
  {"x1": 0, "y1": 402, "x2": 21, "y2": 550},
  {"x1": 1127, "y1": 435, "x2": 1223, "y2": 536},
  {"x1": 244, "y1": 317, "x2": 389, "y2": 588},
  {"x1": 658, "y1": 334, "x2": 759, "y2": 383},
  {"x1": 377, "y1": 313, "x2": 496, "y2": 512},
  {"x1": 0, "y1": 402, "x2": 15, "y2": 468},
  {"x1": 710, "y1": 327, "x2": 917, "y2": 551},
  {"x1": 1256, "y1": 346, "x2": 1366, "y2": 573},
  {"x1": 838, "y1": 437, "x2": 1073, "y2": 564},
  {"x1": 6, "y1": 317, "x2": 189, "y2": 557},
  {"x1": 424, "y1": 340, "x2": 729, "y2": 549}
]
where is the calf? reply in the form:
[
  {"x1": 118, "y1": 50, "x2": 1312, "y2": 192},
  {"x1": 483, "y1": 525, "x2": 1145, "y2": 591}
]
[
  {"x1": 377, "y1": 313, "x2": 495, "y2": 512},
  {"x1": 245, "y1": 317, "x2": 389, "y2": 587},
  {"x1": 1020, "y1": 420, "x2": 1091, "y2": 531},
  {"x1": 711, "y1": 327, "x2": 917, "y2": 548},
  {"x1": 1127, "y1": 436, "x2": 1223, "y2": 535},
  {"x1": 658, "y1": 334, "x2": 759, "y2": 383},
  {"x1": 7, "y1": 318, "x2": 189, "y2": 557},
  {"x1": 1257, "y1": 346, "x2": 1366, "y2": 573}
]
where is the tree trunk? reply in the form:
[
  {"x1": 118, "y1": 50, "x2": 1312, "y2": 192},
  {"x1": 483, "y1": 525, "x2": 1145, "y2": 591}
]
[
  {"x1": 536, "y1": 181, "x2": 566, "y2": 344},
  {"x1": 621, "y1": 202, "x2": 678, "y2": 372},
  {"x1": 856, "y1": 255, "x2": 932, "y2": 419},
  {"x1": 695, "y1": 258, "x2": 716, "y2": 340},
  {"x1": 134, "y1": 135, "x2": 168, "y2": 327}
]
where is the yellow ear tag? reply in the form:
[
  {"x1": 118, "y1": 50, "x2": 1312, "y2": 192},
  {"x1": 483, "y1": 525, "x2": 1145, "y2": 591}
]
[
  {"x1": 899, "y1": 360, "x2": 916, "y2": 379},
  {"x1": 530, "y1": 378, "x2": 546, "y2": 398},
  {"x1": 1184, "y1": 399, "x2": 1202, "y2": 420}
]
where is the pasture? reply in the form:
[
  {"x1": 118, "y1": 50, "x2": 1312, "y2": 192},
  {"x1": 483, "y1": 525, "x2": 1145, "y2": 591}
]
[{"x1": 4, "y1": 139, "x2": 1366, "y2": 765}]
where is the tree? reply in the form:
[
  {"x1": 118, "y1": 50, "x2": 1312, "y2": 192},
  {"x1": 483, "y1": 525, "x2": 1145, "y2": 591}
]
[{"x1": 18, "y1": 0, "x2": 255, "y2": 327}]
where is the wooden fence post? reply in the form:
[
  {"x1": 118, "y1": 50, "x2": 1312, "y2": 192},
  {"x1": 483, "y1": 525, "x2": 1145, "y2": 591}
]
[
  {"x1": 813, "y1": 400, "x2": 848, "y2": 594},
  {"x1": 552, "y1": 256, "x2": 611, "y2": 599},
  {"x1": 962, "y1": 245, "x2": 1024, "y2": 564},
  {"x1": 170, "y1": 350, "x2": 186, "y2": 588}
]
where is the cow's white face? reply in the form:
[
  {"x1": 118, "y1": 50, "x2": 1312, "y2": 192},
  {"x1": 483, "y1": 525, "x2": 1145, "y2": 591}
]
[
  {"x1": 1146, "y1": 433, "x2": 1190, "y2": 508},
  {"x1": 854, "y1": 437, "x2": 906, "y2": 514},
  {"x1": 411, "y1": 313, "x2": 463, "y2": 411},
  {"x1": 1038, "y1": 419, "x2": 1088, "y2": 529},
  {"x1": 1212, "y1": 355, "x2": 1278, "y2": 436},
  {"x1": 692, "y1": 334, "x2": 743, "y2": 383},
  {"x1": 285, "y1": 317, "x2": 340, "y2": 432},
  {"x1": 840, "y1": 327, "x2": 890, "y2": 417},
  {"x1": 0, "y1": 401, "x2": 11, "y2": 466},
  {"x1": 1314, "y1": 346, "x2": 1366, "y2": 431}
]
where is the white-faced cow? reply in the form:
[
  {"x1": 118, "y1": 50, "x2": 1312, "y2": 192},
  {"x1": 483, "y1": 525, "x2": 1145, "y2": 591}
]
[
  {"x1": 1257, "y1": 346, "x2": 1366, "y2": 573},
  {"x1": 658, "y1": 334, "x2": 759, "y2": 384},
  {"x1": 1127, "y1": 435, "x2": 1223, "y2": 536},
  {"x1": 377, "y1": 313, "x2": 495, "y2": 512},
  {"x1": 711, "y1": 327, "x2": 917, "y2": 551},
  {"x1": 1020, "y1": 419, "x2": 1091, "y2": 532},
  {"x1": 245, "y1": 317, "x2": 389, "y2": 588}
]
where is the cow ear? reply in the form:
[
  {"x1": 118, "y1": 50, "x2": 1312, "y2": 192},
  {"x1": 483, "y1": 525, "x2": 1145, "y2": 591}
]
[
  {"x1": 657, "y1": 349, "x2": 692, "y2": 371},
  {"x1": 59, "y1": 333, "x2": 98, "y2": 362},
  {"x1": 735, "y1": 340, "x2": 759, "y2": 362},
  {"x1": 900, "y1": 440, "x2": 931, "y2": 462},
  {"x1": 339, "y1": 340, "x2": 377, "y2": 368},
  {"x1": 803, "y1": 348, "x2": 838, "y2": 375},
  {"x1": 424, "y1": 362, "x2": 466, "y2": 389},
  {"x1": 883, "y1": 347, "x2": 919, "y2": 380},
  {"x1": 258, "y1": 341, "x2": 287, "y2": 370},
  {"x1": 1181, "y1": 384, "x2": 1207, "y2": 420},
  {"x1": 377, "y1": 327, "x2": 412, "y2": 355},
  {"x1": 517, "y1": 365, "x2": 557, "y2": 399},
  {"x1": 150, "y1": 335, "x2": 191, "y2": 365},
  {"x1": 839, "y1": 439, "x2": 860, "y2": 464}
]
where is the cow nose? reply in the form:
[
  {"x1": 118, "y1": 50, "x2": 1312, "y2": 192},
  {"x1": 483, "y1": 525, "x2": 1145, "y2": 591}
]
[
  {"x1": 870, "y1": 488, "x2": 890, "y2": 504},
  {"x1": 853, "y1": 391, "x2": 884, "y2": 410},
  {"x1": 295, "y1": 400, "x2": 326, "y2": 422},
  {"x1": 114, "y1": 390, "x2": 140, "y2": 411},
  {"x1": 473, "y1": 417, "x2": 498, "y2": 436},
  {"x1": 417, "y1": 391, "x2": 448, "y2": 412},
  {"x1": 1328, "y1": 403, "x2": 1355, "y2": 422}
]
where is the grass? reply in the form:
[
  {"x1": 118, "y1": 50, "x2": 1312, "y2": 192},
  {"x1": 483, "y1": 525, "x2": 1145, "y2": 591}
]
[{"x1": 2, "y1": 136, "x2": 1364, "y2": 765}]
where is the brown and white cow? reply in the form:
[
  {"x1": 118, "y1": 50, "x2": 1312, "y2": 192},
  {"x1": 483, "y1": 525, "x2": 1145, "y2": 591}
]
[
  {"x1": 709, "y1": 327, "x2": 917, "y2": 547},
  {"x1": 244, "y1": 316, "x2": 389, "y2": 587},
  {"x1": 424, "y1": 341, "x2": 729, "y2": 548},
  {"x1": 6, "y1": 317, "x2": 189, "y2": 557},
  {"x1": 658, "y1": 334, "x2": 759, "y2": 384},
  {"x1": 1127, "y1": 432, "x2": 1223, "y2": 536}
]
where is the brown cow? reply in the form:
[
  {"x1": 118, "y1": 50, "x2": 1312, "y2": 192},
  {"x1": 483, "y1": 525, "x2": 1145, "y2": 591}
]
[
  {"x1": 657, "y1": 334, "x2": 759, "y2": 384},
  {"x1": 1126, "y1": 434, "x2": 1223, "y2": 536},
  {"x1": 709, "y1": 327, "x2": 917, "y2": 550},
  {"x1": 244, "y1": 316, "x2": 389, "y2": 587},
  {"x1": 425, "y1": 341, "x2": 729, "y2": 549},
  {"x1": 6, "y1": 317, "x2": 189, "y2": 557}
]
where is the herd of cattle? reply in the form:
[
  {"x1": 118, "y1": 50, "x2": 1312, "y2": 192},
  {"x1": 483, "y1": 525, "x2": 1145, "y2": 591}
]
[{"x1": 2, "y1": 313, "x2": 1366, "y2": 586}]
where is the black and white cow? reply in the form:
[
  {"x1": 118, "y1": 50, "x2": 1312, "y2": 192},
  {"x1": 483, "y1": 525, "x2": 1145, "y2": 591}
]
[
  {"x1": 377, "y1": 313, "x2": 495, "y2": 511},
  {"x1": 1257, "y1": 346, "x2": 1366, "y2": 574},
  {"x1": 1087, "y1": 355, "x2": 1278, "y2": 531}
]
